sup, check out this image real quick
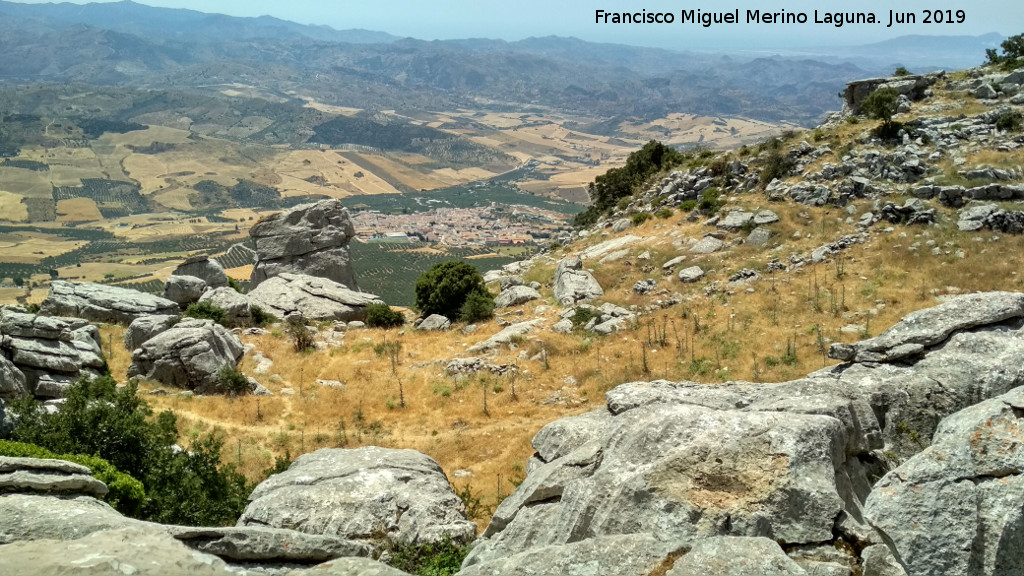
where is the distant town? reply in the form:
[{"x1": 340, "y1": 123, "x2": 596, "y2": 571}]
[{"x1": 348, "y1": 203, "x2": 572, "y2": 247}]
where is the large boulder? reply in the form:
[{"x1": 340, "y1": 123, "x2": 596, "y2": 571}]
[
  {"x1": 0, "y1": 308, "x2": 105, "y2": 398},
  {"x1": 494, "y1": 285, "x2": 541, "y2": 309},
  {"x1": 248, "y1": 273, "x2": 382, "y2": 322},
  {"x1": 166, "y1": 526, "x2": 374, "y2": 564},
  {"x1": 863, "y1": 387, "x2": 1024, "y2": 576},
  {"x1": 41, "y1": 281, "x2": 179, "y2": 324},
  {"x1": 0, "y1": 457, "x2": 108, "y2": 499},
  {"x1": 250, "y1": 199, "x2": 358, "y2": 289},
  {"x1": 552, "y1": 256, "x2": 603, "y2": 306},
  {"x1": 198, "y1": 287, "x2": 252, "y2": 326},
  {"x1": 668, "y1": 537, "x2": 808, "y2": 576},
  {"x1": 172, "y1": 254, "x2": 228, "y2": 288},
  {"x1": 127, "y1": 318, "x2": 244, "y2": 393},
  {"x1": 238, "y1": 447, "x2": 475, "y2": 549},
  {"x1": 162, "y1": 275, "x2": 207, "y2": 307},
  {"x1": 123, "y1": 314, "x2": 179, "y2": 351},
  {"x1": 468, "y1": 292, "x2": 1024, "y2": 574}
]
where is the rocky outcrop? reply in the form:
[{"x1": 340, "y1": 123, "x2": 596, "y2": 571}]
[
  {"x1": 466, "y1": 320, "x2": 542, "y2": 353},
  {"x1": 415, "y1": 314, "x2": 450, "y2": 332},
  {"x1": 0, "y1": 308, "x2": 105, "y2": 399},
  {"x1": 162, "y1": 274, "x2": 207, "y2": 307},
  {"x1": 123, "y1": 314, "x2": 179, "y2": 351},
  {"x1": 494, "y1": 285, "x2": 540, "y2": 309},
  {"x1": 250, "y1": 199, "x2": 358, "y2": 289},
  {"x1": 198, "y1": 287, "x2": 252, "y2": 326},
  {"x1": 127, "y1": 318, "x2": 244, "y2": 393},
  {"x1": 552, "y1": 256, "x2": 603, "y2": 306},
  {"x1": 41, "y1": 281, "x2": 179, "y2": 324},
  {"x1": 844, "y1": 73, "x2": 942, "y2": 113},
  {"x1": 467, "y1": 292, "x2": 1024, "y2": 575},
  {"x1": 864, "y1": 387, "x2": 1024, "y2": 576},
  {"x1": 248, "y1": 273, "x2": 382, "y2": 322},
  {"x1": 238, "y1": 447, "x2": 475, "y2": 549},
  {"x1": 0, "y1": 457, "x2": 107, "y2": 499},
  {"x1": 172, "y1": 254, "x2": 228, "y2": 288},
  {"x1": 167, "y1": 525, "x2": 374, "y2": 564}
]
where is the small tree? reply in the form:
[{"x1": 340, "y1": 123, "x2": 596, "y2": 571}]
[
  {"x1": 414, "y1": 261, "x2": 493, "y2": 322},
  {"x1": 861, "y1": 87, "x2": 901, "y2": 139},
  {"x1": 987, "y1": 33, "x2": 1024, "y2": 69},
  {"x1": 365, "y1": 303, "x2": 405, "y2": 328}
]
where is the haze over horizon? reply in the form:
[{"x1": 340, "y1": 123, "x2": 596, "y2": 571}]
[{"x1": 4, "y1": 0, "x2": 1017, "y2": 51}]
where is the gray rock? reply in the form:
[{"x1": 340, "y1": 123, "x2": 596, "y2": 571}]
[
  {"x1": 861, "y1": 545, "x2": 908, "y2": 576},
  {"x1": 690, "y1": 236, "x2": 724, "y2": 254},
  {"x1": 250, "y1": 199, "x2": 359, "y2": 289},
  {"x1": 0, "y1": 354, "x2": 28, "y2": 400},
  {"x1": 238, "y1": 447, "x2": 475, "y2": 548},
  {"x1": 753, "y1": 210, "x2": 781, "y2": 225},
  {"x1": 828, "y1": 291, "x2": 1024, "y2": 363},
  {"x1": 747, "y1": 227, "x2": 774, "y2": 246},
  {"x1": 0, "y1": 309, "x2": 104, "y2": 398},
  {"x1": 416, "y1": 314, "x2": 451, "y2": 332},
  {"x1": 0, "y1": 493, "x2": 149, "y2": 543},
  {"x1": 461, "y1": 533, "x2": 685, "y2": 576},
  {"x1": 498, "y1": 276, "x2": 524, "y2": 291},
  {"x1": 611, "y1": 218, "x2": 631, "y2": 233},
  {"x1": 717, "y1": 210, "x2": 754, "y2": 230},
  {"x1": 41, "y1": 281, "x2": 179, "y2": 324},
  {"x1": 466, "y1": 320, "x2": 543, "y2": 353},
  {"x1": 248, "y1": 273, "x2": 383, "y2": 322},
  {"x1": 168, "y1": 525, "x2": 374, "y2": 563},
  {"x1": 553, "y1": 257, "x2": 603, "y2": 306},
  {"x1": 678, "y1": 266, "x2": 705, "y2": 283},
  {"x1": 579, "y1": 235, "x2": 642, "y2": 260},
  {"x1": 551, "y1": 319, "x2": 573, "y2": 334},
  {"x1": 173, "y1": 255, "x2": 228, "y2": 288},
  {"x1": 198, "y1": 287, "x2": 252, "y2": 326},
  {"x1": 957, "y1": 203, "x2": 999, "y2": 231},
  {"x1": 0, "y1": 457, "x2": 107, "y2": 498},
  {"x1": 633, "y1": 278, "x2": 657, "y2": 295},
  {"x1": 123, "y1": 314, "x2": 179, "y2": 351},
  {"x1": 0, "y1": 398, "x2": 13, "y2": 438},
  {"x1": 662, "y1": 255, "x2": 687, "y2": 270},
  {"x1": 864, "y1": 387, "x2": 1024, "y2": 576},
  {"x1": 127, "y1": 318, "x2": 245, "y2": 393},
  {"x1": 974, "y1": 83, "x2": 998, "y2": 99},
  {"x1": 0, "y1": 526, "x2": 237, "y2": 575},
  {"x1": 495, "y1": 286, "x2": 541, "y2": 308},
  {"x1": 163, "y1": 275, "x2": 208, "y2": 307},
  {"x1": 668, "y1": 537, "x2": 808, "y2": 576},
  {"x1": 287, "y1": 557, "x2": 413, "y2": 576}
]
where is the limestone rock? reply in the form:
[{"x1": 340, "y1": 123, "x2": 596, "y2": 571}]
[
  {"x1": 0, "y1": 309, "x2": 104, "y2": 398},
  {"x1": 127, "y1": 318, "x2": 244, "y2": 393},
  {"x1": 0, "y1": 493, "x2": 148, "y2": 543},
  {"x1": 863, "y1": 387, "x2": 1024, "y2": 576},
  {"x1": 678, "y1": 266, "x2": 705, "y2": 283},
  {"x1": 495, "y1": 285, "x2": 541, "y2": 309},
  {"x1": 124, "y1": 315, "x2": 179, "y2": 351},
  {"x1": 579, "y1": 235, "x2": 641, "y2": 260},
  {"x1": 250, "y1": 199, "x2": 358, "y2": 289},
  {"x1": 747, "y1": 227, "x2": 774, "y2": 246},
  {"x1": 553, "y1": 257, "x2": 603, "y2": 306},
  {"x1": 690, "y1": 236, "x2": 724, "y2": 254},
  {"x1": 0, "y1": 354, "x2": 27, "y2": 400},
  {"x1": 0, "y1": 398, "x2": 13, "y2": 438},
  {"x1": 163, "y1": 275, "x2": 207, "y2": 307},
  {"x1": 198, "y1": 287, "x2": 252, "y2": 326},
  {"x1": 41, "y1": 281, "x2": 179, "y2": 324},
  {"x1": 717, "y1": 210, "x2": 754, "y2": 230},
  {"x1": 248, "y1": 273, "x2": 382, "y2": 322},
  {"x1": 415, "y1": 314, "x2": 450, "y2": 332},
  {"x1": 238, "y1": 447, "x2": 475, "y2": 548},
  {"x1": 168, "y1": 525, "x2": 374, "y2": 563},
  {"x1": 668, "y1": 537, "x2": 808, "y2": 576},
  {"x1": 0, "y1": 457, "x2": 107, "y2": 499},
  {"x1": 467, "y1": 320, "x2": 542, "y2": 353},
  {"x1": 753, "y1": 210, "x2": 781, "y2": 225},
  {"x1": 173, "y1": 255, "x2": 228, "y2": 288},
  {"x1": 287, "y1": 558, "x2": 414, "y2": 576}
]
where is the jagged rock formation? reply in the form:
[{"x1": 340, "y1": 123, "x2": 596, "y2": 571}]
[
  {"x1": 465, "y1": 292, "x2": 1024, "y2": 575},
  {"x1": 843, "y1": 73, "x2": 943, "y2": 113},
  {"x1": 415, "y1": 314, "x2": 451, "y2": 331},
  {"x1": 552, "y1": 256, "x2": 603, "y2": 306},
  {"x1": 247, "y1": 273, "x2": 383, "y2": 322},
  {"x1": 41, "y1": 281, "x2": 179, "y2": 324},
  {"x1": 238, "y1": 447, "x2": 476, "y2": 550},
  {"x1": 494, "y1": 285, "x2": 541, "y2": 309},
  {"x1": 172, "y1": 254, "x2": 228, "y2": 288},
  {"x1": 0, "y1": 457, "x2": 108, "y2": 499},
  {"x1": 249, "y1": 199, "x2": 358, "y2": 289},
  {"x1": 162, "y1": 274, "x2": 207, "y2": 307},
  {"x1": 123, "y1": 314, "x2": 179, "y2": 351},
  {"x1": 127, "y1": 318, "x2": 244, "y2": 393},
  {"x1": 0, "y1": 307, "x2": 105, "y2": 399},
  {"x1": 198, "y1": 287, "x2": 252, "y2": 325}
]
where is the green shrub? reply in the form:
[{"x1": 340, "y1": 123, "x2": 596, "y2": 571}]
[
  {"x1": 216, "y1": 365, "x2": 250, "y2": 396},
  {"x1": 365, "y1": 303, "x2": 406, "y2": 328},
  {"x1": 697, "y1": 188, "x2": 726, "y2": 215},
  {"x1": 227, "y1": 277, "x2": 244, "y2": 293},
  {"x1": 862, "y1": 87, "x2": 898, "y2": 125},
  {"x1": 0, "y1": 440, "x2": 145, "y2": 515},
  {"x1": 996, "y1": 110, "x2": 1023, "y2": 132},
  {"x1": 250, "y1": 304, "x2": 276, "y2": 327},
  {"x1": 679, "y1": 200, "x2": 698, "y2": 211},
  {"x1": 758, "y1": 148, "x2": 796, "y2": 186},
  {"x1": 655, "y1": 208, "x2": 674, "y2": 219},
  {"x1": 287, "y1": 317, "x2": 315, "y2": 353},
  {"x1": 575, "y1": 140, "x2": 684, "y2": 226},
  {"x1": 388, "y1": 536, "x2": 470, "y2": 576},
  {"x1": 459, "y1": 291, "x2": 495, "y2": 323},
  {"x1": 631, "y1": 212, "x2": 652, "y2": 225},
  {"x1": 415, "y1": 261, "x2": 493, "y2": 321},
  {"x1": 986, "y1": 33, "x2": 1024, "y2": 70},
  {"x1": 570, "y1": 307, "x2": 602, "y2": 329},
  {"x1": 7, "y1": 375, "x2": 251, "y2": 526},
  {"x1": 893, "y1": 66, "x2": 911, "y2": 76},
  {"x1": 183, "y1": 301, "x2": 228, "y2": 327}
]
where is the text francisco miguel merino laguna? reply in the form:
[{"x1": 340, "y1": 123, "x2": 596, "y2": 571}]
[{"x1": 595, "y1": 8, "x2": 967, "y2": 27}]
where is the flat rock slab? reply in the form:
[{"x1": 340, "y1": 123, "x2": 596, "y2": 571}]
[
  {"x1": 0, "y1": 457, "x2": 107, "y2": 499},
  {"x1": 579, "y1": 235, "x2": 642, "y2": 260},
  {"x1": 286, "y1": 558, "x2": 414, "y2": 576},
  {"x1": 467, "y1": 320, "x2": 543, "y2": 353},
  {"x1": 168, "y1": 525, "x2": 374, "y2": 563},
  {"x1": 668, "y1": 537, "x2": 808, "y2": 576},
  {"x1": 248, "y1": 273, "x2": 382, "y2": 322},
  {"x1": 689, "y1": 236, "x2": 724, "y2": 254},
  {"x1": 0, "y1": 493, "x2": 148, "y2": 543},
  {"x1": 717, "y1": 211, "x2": 754, "y2": 230},
  {"x1": 41, "y1": 281, "x2": 179, "y2": 324},
  {"x1": 238, "y1": 447, "x2": 475, "y2": 548},
  {"x1": 495, "y1": 285, "x2": 541, "y2": 309}
]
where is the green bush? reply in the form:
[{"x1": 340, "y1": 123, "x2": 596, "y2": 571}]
[
  {"x1": 996, "y1": 110, "x2": 1023, "y2": 132},
  {"x1": 227, "y1": 278, "x2": 244, "y2": 293},
  {"x1": 697, "y1": 188, "x2": 726, "y2": 215},
  {"x1": 570, "y1": 307, "x2": 602, "y2": 330},
  {"x1": 250, "y1": 304, "x2": 276, "y2": 327},
  {"x1": 893, "y1": 66, "x2": 911, "y2": 76},
  {"x1": 183, "y1": 301, "x2": 228, "y2": 327},
  {"x1": 679, "y1": 200, "x2": 698, "y2": 211},
  {"x1": 573, "y1": 140, "x2": 683, "y2": 226},
  {"x1": 655, "y1": 208, "x2": 674, "y2": 219},
  {"x1": 287, "y1": 318, "x2": 315, "y2": 353},
  {"x1": 986, "y1": 33, "x2": 1024, "y2": 70},
  {"x1": 388, "y1": 536, "x2": 470, "y2": 576},
  {"x1": 7, "y1": 376, "x2": 251, "y2": 526},
  {"x1": 862, "y1": 87, "x2": 899, "y2": 125},
  {"x1": 0, "y1": 440, "x2": 145, "y2": 515},
  {"x1": 365, "y1": 303, "x2": 406, "y2": 328},
  {"x1": 459, "y1": 291, "x2": 495, "y2": 323},
  {"x1": 217, "y1": 365, "x2": 250, "y2": 396},
  {"x1": 758, "y1": 147, "x2": 796, "y2": 186},
  {"x1": 631, "y1": 212, "x2": 652, "y2": 225},
  {"x1": 415, "y1": 261, "x2": 493, "y2": 322}
]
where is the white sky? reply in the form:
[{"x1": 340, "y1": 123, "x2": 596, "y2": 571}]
[{"x1": 8, "y1": 0, "x2": 1018, "y2": 50}]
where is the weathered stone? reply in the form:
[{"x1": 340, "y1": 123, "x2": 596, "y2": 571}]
[
  {"x1": 668, "y1": 537, "x2": 808, "y2": 576},
  {"x1": 238, "y1": 447, "x2": 475, "y2": 548},
  {"x1": 467, "y1": 320, "x2": 543, "y2": 353},
  {"x1": 287, "y1": 557, "x2": 414, "y2": 576},
  {"x1": 127, "y1": 318, "x2": 244, "y2": 393},
  {"x1": 173, "y1": 255, "x2": 228, "y2": 288},
  {"x1": 0, "y1": 309, "x2": 104, "y2": 398},
  {"x1": 0, "y1": 354, "x2": 28, "y2": 400},
  {"x1": 0, "y1": 493, "x2": 148, "y2": 543},
  {"x1": 0, "y1": 457, "x2": 107, "y2": 498},
  {"x1": 250, "y1": 199, "x2": 359, "y2": 289},
  {"x1": 163, "y1": 275, "x2": 207, "y2": 307},
  {"x1": 553, "y1": 257, "x2": 603, "y2": 306},
  {"x1": 678, "y1": 266, "x2": 705, "y2": 283},
  {"x1": 168, "y1": 525, "x2": 374, "y2": 563},
  {"x1": 747, "y1": 227, "x2": 774, "y2": 246},
  {"x1": 41, "y1": 281, "x2": 179, "y2": 324},
  {"x1": 662, "y1": 255, "x2": 687, "y2": 270},
  {"x1": 579, "y1": 235, "x2": 642, "y2": 260},
  {"x1": 248, "y1": 273, "x2": 383, "y2": 322},
  {"x1": 123, "y1": 315, "x2": 179, "y2": 351},
  {"x1": 462, "y1": 533, "x2": 686, "y2": 575},
  {"x1": 495, "y1": 285, "x2": 541, "y2": 308},
  {"x1": 416, "y1": 314, "x2": 451, "y2": 331},
  {"x1": 753, "y1": 210, "x2": 781, "y2": 225},
  {"x1": 198, "y1": 287, "x2": 252, "y2": 326},
  {"x1": 718, "y1": 210, "x2": 754, "y2": 230},
  {"x1": 690, "y1": 236, "x2": 724, "y2": 254}
]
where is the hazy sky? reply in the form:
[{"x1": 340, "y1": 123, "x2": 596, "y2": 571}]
[{"x1": 10, "y1": 0, "x2": 1019, "y2": 49}]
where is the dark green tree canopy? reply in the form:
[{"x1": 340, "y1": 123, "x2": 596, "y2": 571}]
[
  {"x1": 573, "y1": 140, "x2": 683, "y2": 227},
  {"x1": 861, "y1": 87, "x2": 899, "y2": 127},
  {"x1": 414, "y1": 261, "x2": 492, "y2": 321}
]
